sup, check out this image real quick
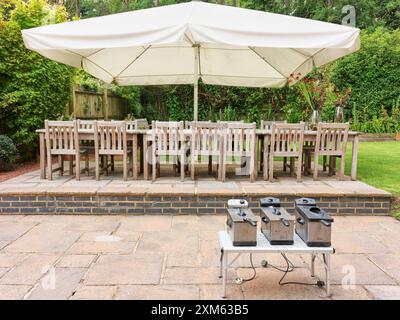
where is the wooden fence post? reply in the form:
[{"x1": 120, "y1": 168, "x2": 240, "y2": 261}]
[
  {"x1": 71, "y1": 84, "x2": 77, "y2": 119},
  {"x1": 103, "y1": 88, "x2": 109, "y2": 120}
]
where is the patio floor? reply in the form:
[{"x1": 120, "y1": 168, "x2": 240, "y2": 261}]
[
  {"x1": 0, "y1": 167, "x2": 390, "y2": 197},
  {"x1": 0, "y1": 214, "x2": 399, "y2": 300}
]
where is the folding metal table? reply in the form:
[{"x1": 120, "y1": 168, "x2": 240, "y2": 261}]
[{"x1": 218, "y1": 230, "x2": 335, "y2": 298}]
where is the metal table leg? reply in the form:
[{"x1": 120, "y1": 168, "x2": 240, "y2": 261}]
[
  {"x1": 311, "y1": 253, "x2": 316, "y2": 277},
  {"x1": 324, "y1": 253, "x2": 331, "y2": 296},
  {"x1": 222, "y1": 250, "x2": 228, "y2": 298}
]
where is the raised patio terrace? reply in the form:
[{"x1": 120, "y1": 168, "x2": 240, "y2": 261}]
[{"x1": 0, "y1": 166, "x2": 392, "y2": 215}]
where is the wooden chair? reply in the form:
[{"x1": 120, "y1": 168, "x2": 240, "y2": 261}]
[
  {"x1": 260, "y1": 120, "x2": 287, "y2": 177},
  {"x1": 269, "y1": 123, "x2": 305, "y2": 182},
  {"x1": 306, "y1": 123, "x2": 349, "y2": 180},
  {"x1": 188, "y1": 122, "x2": 224, "y2": 180},
  {"x1": 93, "y1": 121, "x2": 129, "y2": 181},
  {"x1": 125, "y1": 119, "x2": 148, "y2": 179},
  {"x1": 44, "y1": 120, "x2": 88, "y2": 180},
  {"x1": 76, "y1": 119, "x2": 95, "y2": 175},
  {"x1": 222, "y1": 122, "x2": 256, "y2": 182},
  {"x1": 151, "y1": 121, "x2": 185, "y2": 181}
]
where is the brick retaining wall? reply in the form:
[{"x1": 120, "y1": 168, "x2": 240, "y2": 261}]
[{"x1": 0, "y1": 194, "x2": 391, "y2": 215}]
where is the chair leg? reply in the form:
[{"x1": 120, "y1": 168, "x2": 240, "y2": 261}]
[
  {"x1": 180, "y1": 152, "x2": 185, "y2": 182},
  {"x1": 69, "y1": 157, "x2": 73, "y2": 175},
  {"x1": 85, "y1": 153, "x2": 89, "y2": 176},
  {"x1": 290, "y1": 158, "x2": 295, "y2": 176},
  {"x1": 339, "y1": 155, "x2": 346, "y2": 180},
  {"x1": 329, "y1": 156, "x2": 335, "y2": 176},
  {"x1": 123, "y1": 154, "x2": 127, "y2": 181},
  {"x1": 47, "y1": 155, "x2": 53, "y2": 181},
  {"x1": 269, "y1": 155, "x2": 274, "y2": 182},
  {"x1": 152, "y1": 154, "x2": 156, "y2": 182},
  {"x1": 296, "y1": 155, "x2": 302, "y2": 183},
  {"x1": 191, "y1": 160, "x2": 195, "y2": 180},
  {"x1": 221, "y1": 157, "x2": 226, "y2": 182},
  {"x1": 59, "y1": 155, "x2": 63, "y2": 176},
  {"x1": 95, "y1": 152, "x2": 100, "y2": 181},
  {"x1": 313, "y1": 153, "x2": 318, "y2": 180},
  {"x1": 76, "y1": 153, "x2": 80, "y2": 181}
]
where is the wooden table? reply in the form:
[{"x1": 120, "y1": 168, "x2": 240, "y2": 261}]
[{"x1": 37, "y1": 128, "x2": 359, "y2": 181}]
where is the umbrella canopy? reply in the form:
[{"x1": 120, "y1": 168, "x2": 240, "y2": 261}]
[{"x1": 22, "y1": 1, "x2": 360, "y2": 119}]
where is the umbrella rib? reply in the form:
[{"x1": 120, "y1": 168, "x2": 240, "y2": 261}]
[
  {"x1": 114, "y1": 45, "x2": 152, "y2": 80},
  {"x1": 248, "y1": 47, "x2": 287, "y2": 81}
]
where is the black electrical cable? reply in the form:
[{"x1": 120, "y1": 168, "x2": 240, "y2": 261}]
[
  {"x1": 264, "y1": 253, "x2": 324, "y2": 288},
  {"x1": 240, "y1": 253, "x2": 257, "y2": 282}
]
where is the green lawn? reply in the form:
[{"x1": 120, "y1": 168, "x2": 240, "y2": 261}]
[{"x1": 344, "y1": 141, "x2": 400, "y2": 217}]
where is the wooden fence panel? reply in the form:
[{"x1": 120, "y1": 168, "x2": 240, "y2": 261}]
[{"x1": 69, "y1": 88, "x2": 130, "y2": 120}]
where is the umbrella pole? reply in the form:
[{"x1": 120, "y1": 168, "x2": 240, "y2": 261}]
[{"x1": 193, "y1": 44, "x2": 200, "y2": 121}]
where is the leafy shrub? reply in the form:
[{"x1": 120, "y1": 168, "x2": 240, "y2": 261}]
[
  {"x1": 0, "y1": 135, "x2": 17, "y2": 171},
  {"x1": 0, "y1": 0, "x2": 75, "y2": 159},
  {"x1": 332, "y1": 27, "x2": 400, "y2": 131}
]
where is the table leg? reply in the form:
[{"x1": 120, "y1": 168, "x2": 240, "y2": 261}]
[
  {"x1": 311, "y1": 253, "x2": 316, "y2": 277},
  {"x1": 132, "y1": 135, "x2": 138, "y2": 180},
  {"x1": 139, "y1": 134, "x2": 144, "y2": 174},
  {"x1": 351, "y1": 136, "x2": 359, "y2": 181},
  {"x1": 222, "y1": 251, "x2": 228, "y2": 298},
  {"x1": 263, "y1": 135, "x2": 269, "y2": 181},
  {"x1": 39, "y1": 133, "x2": 46, "y2": 179},
  {"x1": 219, "y1": 249, "x2": 223, "y2": 278},
  {"x1": 143, "y1": 135, "x2": 148, "y2": 180},
  {"x1": 325, "y1": 253, "x2": 331, "y2": 297}
]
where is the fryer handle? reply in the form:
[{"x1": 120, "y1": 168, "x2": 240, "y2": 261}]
[
  {"x1": 244, "y1": 218, "x2": 257, "y2": 227},
  {"x1": 296, "y1": 217, "x2": 305, "y2": 225},
  {"x1": 261, "y1": 216, "x2": 270, "y2": 224},
  {"x1": 281, "y1": 218, "x2": 290, "y2": 227},
  {"x1": 226, "y1": 217, "x2": 232, "y2": 228},
  {"x1": 320, "y1": 220, "x2": 331, "y2": 227}
]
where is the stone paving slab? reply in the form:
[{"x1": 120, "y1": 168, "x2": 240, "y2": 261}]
[
  {"x1": 365, "y1": 285, "x2": 400, "y2": 300},
  {"x1": 115, "y1": 285, "x2": 200, "y2": 300},
  {"x1": 26, "y1": 267, "x2": 87, "y2": 300},
  {"x1": 70, "y1": 285, "x2": 117, "y2": 300},
  {"x1": 0, "y1": 215, "x2": 399, "y2": 300},
  {"x1": 84, "y1": 253, "x2": 164, "y2": 285}
]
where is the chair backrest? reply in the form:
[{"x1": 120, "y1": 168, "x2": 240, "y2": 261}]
[
  {"x1": 45, "y1": 120, "x2": 78, "y2": 155},
  {"x1": 94, "y1": 120, "x2": 126, "y2": 154},
  {"x1": 260, "y1": 120, "x2": 287, "y2": 130},
  {"x1": 217, "y1": 120, "x2": 244, "y2": 125},
  {"x1": 223, "y1": 122, "x2": 256, "y2": 157},
  {"x1": 77, "y1": 119, "x2": 95, "y2": 131},
  {"x1": 152, "y1": 121, "x2": 184, "y2": 155},
  {"x1": 315, "y1": 123, "x2": 349, "y2": 155},
  {"x1": 185, "y1": 120, "x2": 212, "y2": 129},
  {"x1": 135, "y1": 118, "x2": 149, "y2": 129},
  {"x1": 270, "y1": 122, "x2": 305, "y2": 156},
  {"x1": 190, "y1": 122, "x2": 223, "y2": 157},
  {"x1": 126, "y1": 118, "x2": 149, "y2": 130}
]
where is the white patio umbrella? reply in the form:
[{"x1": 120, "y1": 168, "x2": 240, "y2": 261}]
[{"x1": 22, "y1": 1, "x2": 360, "y2": 120}]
